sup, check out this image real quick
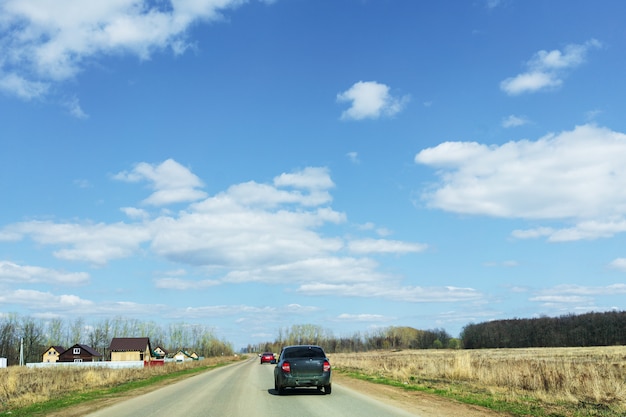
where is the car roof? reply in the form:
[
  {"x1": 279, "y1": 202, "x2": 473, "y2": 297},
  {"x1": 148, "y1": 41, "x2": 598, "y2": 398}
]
[{"x1": 282, "y1": 345, "x2": 322, "y2": 349}]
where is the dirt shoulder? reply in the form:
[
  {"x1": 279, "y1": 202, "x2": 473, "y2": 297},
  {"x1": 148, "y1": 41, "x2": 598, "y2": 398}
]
[{"x1": 333, "y1": 373, "x2": 512, "y2": 417}]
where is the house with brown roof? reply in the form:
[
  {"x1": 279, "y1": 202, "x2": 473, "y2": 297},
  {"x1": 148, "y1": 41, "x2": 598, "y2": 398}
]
[
  {"x1": 42, "y1": 345, "x2": 65, "y2": 363},
  {"x1": 58, "y1": 344, "x2": 102, "y2": 363},
  {"x1": 109, "y1": 337, "x2": 153, "y2": 362}
]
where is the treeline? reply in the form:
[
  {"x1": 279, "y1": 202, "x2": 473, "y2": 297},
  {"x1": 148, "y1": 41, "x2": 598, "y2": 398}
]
[
  {"x1": 0, "y1": 313, "x2": 233, "y2": 365},
  {"x1": 244, "y1": 324, "x2": 459, "y2": 354},
  {"x1": 461, "y1": 311, "x2": 626, "y2": 349}
]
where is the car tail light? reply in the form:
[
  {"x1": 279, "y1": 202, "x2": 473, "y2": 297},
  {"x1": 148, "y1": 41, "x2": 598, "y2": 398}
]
[
  {"x1": 282, "y1": 361, "x2": 291, "y2": 373},
  {"x1": 323, "y1": 360, "x2": 331, "y2": 372}
]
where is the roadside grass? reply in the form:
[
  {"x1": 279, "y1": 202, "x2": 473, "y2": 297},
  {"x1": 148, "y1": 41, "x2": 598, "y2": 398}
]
[
  {"x1": 0, "y1": 356, "x2": 244, "y2": 416},
  {"x1": 331, "y1": 347, "x2": 626, "y2": 417}
]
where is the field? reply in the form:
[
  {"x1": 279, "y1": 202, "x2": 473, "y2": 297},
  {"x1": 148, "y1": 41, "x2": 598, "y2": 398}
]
[
  {"x1": 2, "y1": 348, "x2": 626, "y2": 416},
  {"x1": 0, "y1": 357, "x2": 240, "y2": 415},
  {"x1": 330, "y1": 346, "x2": 626, "y2": 416}
]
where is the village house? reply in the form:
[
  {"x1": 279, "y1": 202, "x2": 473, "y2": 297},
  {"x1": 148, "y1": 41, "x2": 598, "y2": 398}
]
[
  {"x1": 42, "y1": 346, "x2": 65, "y2": 363},
  {"x1": 109, "y1": 337, "x2": 153, "y2": 362},
  {"x1": 58, "y1": 344, "x2": 102, "y2": 363},
  {"x1": 173, "y1": 349, "x2": 199, "y2": 362},
  {"x1": 153, "y1": 346, "x2": 168, "y2": 359}
]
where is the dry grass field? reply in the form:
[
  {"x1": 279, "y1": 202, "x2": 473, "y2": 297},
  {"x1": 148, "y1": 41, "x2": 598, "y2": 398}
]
[
  {"x1": 330, "y1": 347, "x2": 626, "y2": 416},
  {"x1": 0, "y1": 357, "x2": 239, "y2": 413},
  {"x1": 3, "y1": 348, "x2": 626, "y2": 416}
]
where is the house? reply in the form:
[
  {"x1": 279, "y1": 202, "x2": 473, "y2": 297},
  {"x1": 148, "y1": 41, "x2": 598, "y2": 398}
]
[
  {"x1": 173, "y1": 349, "x2": 198, "y2": 362},
  {"x1": 153, "y1": 346, "x2": 168, "y2": 359},
  {"x1": 58, "y1": 344, "x2": 102, "y2": 363},
  {"x1": 109, "y1": 337, "x2": 153, "y2": 362},
  {"x1": 42, "y1": 346, "x2": 65, "y2": 363}
]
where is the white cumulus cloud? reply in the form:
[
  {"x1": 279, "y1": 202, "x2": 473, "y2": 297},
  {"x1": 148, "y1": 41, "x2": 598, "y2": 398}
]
[
  {"x1": 0, "y1": 261, "x2": 89, "y2": 285},
  {"x1": 337, "y1": 81, "x2": 409, "y2": 120},
  {"x1": 114, "y1": 159, "x2": 207, "y2": 206},
  {"x1": 416, "y1": 124, "x2": 626, "y2": 241},
  {"x1": 0, "y1": 0, "x2": 258, "y2": 100},
  {"x1": 500, "y1": 39, "x2": 601, "y2": 95}
]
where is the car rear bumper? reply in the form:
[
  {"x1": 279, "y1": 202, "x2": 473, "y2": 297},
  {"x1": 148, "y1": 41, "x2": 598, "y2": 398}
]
[{"x1": 276, "y1": 372, "x2": 331, "y2": 388}]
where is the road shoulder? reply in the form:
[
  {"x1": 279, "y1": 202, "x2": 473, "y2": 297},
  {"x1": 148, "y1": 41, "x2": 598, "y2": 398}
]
[{"x1": 333, "y1": 374, "x2": 511, "y2": 417}]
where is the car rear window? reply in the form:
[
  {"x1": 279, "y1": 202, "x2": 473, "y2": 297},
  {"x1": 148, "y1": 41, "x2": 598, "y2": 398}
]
[{"x1": 283, "y1": 347, "x2": 325, "y2": 359}]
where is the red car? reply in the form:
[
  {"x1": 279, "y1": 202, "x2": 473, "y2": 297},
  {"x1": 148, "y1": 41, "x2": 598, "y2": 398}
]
[{"x1": 260, "y1": 352, "x2": 275, "y2": 364}]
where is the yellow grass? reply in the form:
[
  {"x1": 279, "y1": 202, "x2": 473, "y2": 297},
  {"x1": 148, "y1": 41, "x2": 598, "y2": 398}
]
[
  {"x1": 0, "y1": 357, "x2": 239, "y2": 412},
  {"x1": 330, "y1": 347, "x2": 626, "y2": 413}
]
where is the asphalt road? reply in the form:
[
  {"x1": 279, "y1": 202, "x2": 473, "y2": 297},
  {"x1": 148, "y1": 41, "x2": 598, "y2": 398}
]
[{"x1": 86, "y1": 357, "x2": 420, "y2": 417}]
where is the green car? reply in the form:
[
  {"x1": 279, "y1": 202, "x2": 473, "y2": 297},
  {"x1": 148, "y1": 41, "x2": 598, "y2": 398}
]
[{"x1": 274, "y1": 345, "x2": 332, "y2": 395}]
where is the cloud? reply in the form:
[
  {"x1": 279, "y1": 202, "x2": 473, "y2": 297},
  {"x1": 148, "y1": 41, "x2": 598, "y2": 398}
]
[
  {"x1": 298, "y1": 283, "x2": 482, "y2": 303},
  {"x1": 357, "y1": 222, "x2": 392, "y2": 237},
  {"x1": 529, "y1": 284, "x2": 626, "y2": 310},
  {"x1": 155, "y1": 277, "x2": 220, "y2": 290},
  {"x1": 500, "y1": 72, "x2": 562, "y2": 95},
  {"x1": 544, "y1": 283, "x2": 626, "y2": 295},
  {"x1": 63, "y1": 96, "x2": 89, "y2": 119},
  {"x1": 500, "y1": 39, "x2": 601, "y2": 95},
  {"x1": 416, "y1": 124, "x2": 626, "y2": 241},
  {"x1": 0, "y1": 0, "x2": 253, "y2": 100},
  {"x1": 273, "y1": 167, "x2": 334, "y2": 190},
  {"x1": 174, "y1": 303, "x2": 320, "y2": 320},
  {"x1": 31, "y1": 297, "x2": 173, "y2": 319},
  {"x1": 0, "y1": 283, "x2": 323, "y2": 329},
  {"x1": 347, "y1": 151, "x2": 360, "y2": 164},
  {"x1": 501, "y1": 114, "x2": 529, "y2": 128},
  {"x1": 121, "y1": 207, "x2": 150, "y2": 220},
  {"x1": 222, "y1": 257, "x2": 386, "y2": 286},
  {"x1": 0, "y1": 73, "x2": 49, "y2": 100},
  {"x1": 1, "y1": 220, "x2": 151, "y2": 265},
  {"x1": 114, "y1": 159, "x2": 207, "y2": 206},
  {"x1": 335, "y1": 313, "x2": 391, "y2": 322},
  {"x1": 514, "y1": 219, "x2": 626, "y2": 242},
  {"x1": 0, "y1": 160, "x2": 441, "y2": 330},
  {"x1": 337, "y1": 81, "x2": 409, "y2": 120},
  {"x1": 609, "y1": 258, "x2": 626, "y2": 272},
  {"x1": 348, "y1": 238, "x2": 427, "y2": 254},
  {"x1": 0, "y1": 261, "x2": 89, "y2": 285},
  {"x1": 0, "y1": 289, "x2": 94, "y2": 311},
  {"x1": 1, "y1": 160, "x2": 427, "y2": 302}
]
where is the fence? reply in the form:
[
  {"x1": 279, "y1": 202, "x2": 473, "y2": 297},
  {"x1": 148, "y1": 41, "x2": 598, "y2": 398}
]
[{"x1": 27, "y1": 361, "x2": 145, "y2": 369}]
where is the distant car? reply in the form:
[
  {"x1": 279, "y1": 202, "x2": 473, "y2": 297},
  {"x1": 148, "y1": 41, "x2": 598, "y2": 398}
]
[
  {"x1": 260, "y1": 352, "x2": 275, "y2": 364},
  {"x1": 274, "y1": 345, "x2": 331, "y2": 395}
]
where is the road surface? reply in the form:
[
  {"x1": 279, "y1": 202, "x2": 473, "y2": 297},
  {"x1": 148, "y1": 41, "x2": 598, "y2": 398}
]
[{"x1": 86, "y1": 357, "x2": 420, "y2": 417}]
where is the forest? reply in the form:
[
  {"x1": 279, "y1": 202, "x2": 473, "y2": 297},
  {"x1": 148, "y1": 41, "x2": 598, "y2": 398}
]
[
  {"x1": 249, "y1": 311, "x2": 626, "y2": 353},
  {"x1": 245, "y1": 324, "x2": 457, "y2": 354},
  {"x1": 461, "y1": 311, "x2": 626, "y2": 349},
  {"x1": 0, "y1": 314, "x2": 233, "y2": 365}
]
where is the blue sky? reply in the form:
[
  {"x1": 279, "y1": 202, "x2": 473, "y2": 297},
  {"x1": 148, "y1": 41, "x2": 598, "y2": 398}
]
[{"x1": 1, "y1": 0, "x2": 626, "y2": 349}]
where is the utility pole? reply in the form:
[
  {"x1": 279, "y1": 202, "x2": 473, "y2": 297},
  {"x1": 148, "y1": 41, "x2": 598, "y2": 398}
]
[{"x1": 19, "y1": 337, "x2": 24, "y2": 366}]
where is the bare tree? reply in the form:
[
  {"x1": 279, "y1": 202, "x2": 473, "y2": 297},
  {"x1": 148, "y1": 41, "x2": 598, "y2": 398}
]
[
  {"x1": 69, "y1": 317, "x2": 85, "y2": 344},
  {"x1": 45, "y1": 318, "x2": 66, "y2": 347},
  {"x1": 0, "y1": 314, "x2": 19, "y2": 365},
  {"x1": 21, "y1": 317, "x2": 44, "y2": 363}
]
